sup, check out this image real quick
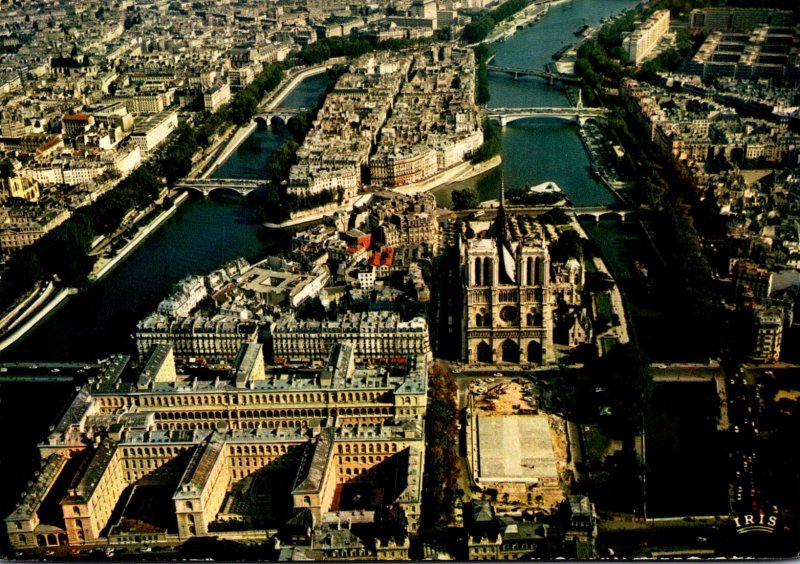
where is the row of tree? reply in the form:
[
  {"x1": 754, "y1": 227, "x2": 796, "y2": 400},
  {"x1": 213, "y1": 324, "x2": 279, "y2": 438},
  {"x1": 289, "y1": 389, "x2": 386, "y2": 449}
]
[
  {"x1": 229, "y1": 64, "x2": 285, "y2": 126},
  {"x1": 0, "y1": 60, "x2": 290, "y2": 315},
  {"x1": 296, "y1": 33, "x2": 447, "y2": 67},
  {"x1": 573, "y1": 7, "x2": 722, "y2": 360},
  {"x1": 420, "y1": 363, "x2": 461, "y2": 530},
  {"x1": 255, "y1": 67, "x2": 348, "y2": 223},
  {"x1": 461, "y1": 0, "x2": 529, "y2": 43},
  {"x1": 470, "y1": 117, "x2": 502, "y2": 165},
  {"x1": 472, "y1": 38, "x2": 495, "y2": 106},
  {"x1": 0, "y1": 166, "x2": 162, "y2": 312}
]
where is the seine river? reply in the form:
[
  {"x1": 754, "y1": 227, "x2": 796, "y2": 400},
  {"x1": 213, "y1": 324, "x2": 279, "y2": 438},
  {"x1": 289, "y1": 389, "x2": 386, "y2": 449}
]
[{"x1": 0, "y1": 0, "x2": 724, "y2": 530}]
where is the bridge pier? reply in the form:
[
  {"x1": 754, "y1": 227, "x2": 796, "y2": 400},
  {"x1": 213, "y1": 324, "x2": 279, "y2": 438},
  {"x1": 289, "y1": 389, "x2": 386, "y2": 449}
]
[{"x1": 499, "y1": 116, "x2": 507, "y2": 127}]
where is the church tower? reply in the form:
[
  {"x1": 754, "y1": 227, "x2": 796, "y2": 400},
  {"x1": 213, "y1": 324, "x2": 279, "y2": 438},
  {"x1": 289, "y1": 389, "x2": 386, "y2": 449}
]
[{"x1": 459, "y1": 179, "x2": 555, "y2": 365}]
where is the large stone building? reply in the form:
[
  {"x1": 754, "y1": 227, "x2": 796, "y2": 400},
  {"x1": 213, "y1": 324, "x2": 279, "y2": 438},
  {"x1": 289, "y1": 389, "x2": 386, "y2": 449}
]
[
  {"x1": 134, "y1": 313, "x2": 260, "y2": 365},
  {"x1": 752, "y1": 306, "x2": 784, "y2": 363},
  {"x1": 5, "y1": 342, "x2": 427, "y2": 555},
  {"x1": 129, "y1": 111, "x2": 178, "y2": 154},
  {"x1": 271, "y1": 310, "x2": 430, "y2": 363},
  {"x1": 621, "y1": 9, "x2": 670, "y2": 66},
  {"x1": 458, "y1": 186, "x2": 554, "y2": 365},
  {"x1": 368, "y1": 191, "x2": 441, "y2": 253},
  {"x1": 688, "y1": 26, "x2": 800, "y2": 82},
  {"x1": 689, "y1": 7, "x2": 798, "y2": 32}
]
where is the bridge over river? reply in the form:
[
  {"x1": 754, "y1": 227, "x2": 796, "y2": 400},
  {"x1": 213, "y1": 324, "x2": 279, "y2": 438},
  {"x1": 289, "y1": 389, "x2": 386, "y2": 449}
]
[
  {"x1": 174, "y1": 178, "x2": 269, "y2": 197},
  {"x1": 486, "y1": 106, "x2": 608, "y2": 126},
  {"x1": 487, "y1": 65, "x2": 582, "y2": 85},
  {"x1": 574, "y1": 205, "x2": 634, "y2": 222},
  {"x1": 253, "y1": 107, "x2": 305, "y2": 127}
]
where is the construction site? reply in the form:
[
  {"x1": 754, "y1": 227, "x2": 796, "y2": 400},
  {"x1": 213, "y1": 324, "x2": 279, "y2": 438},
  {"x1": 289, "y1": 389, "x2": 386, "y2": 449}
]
[{"x1": 465, "y1": 377, "x2": 569, "y2": 511}]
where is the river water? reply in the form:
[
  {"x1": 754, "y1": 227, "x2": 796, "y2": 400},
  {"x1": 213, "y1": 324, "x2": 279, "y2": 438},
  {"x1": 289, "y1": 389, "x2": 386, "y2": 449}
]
[
  {"x1": 211, "y1": 72, "x2": 330, "y2": 180},
  {"x1": 1, "y1": 3, "x2": 648, "y2": 361},
  {"x1": 0, "y1": 0, "x2": 711, "y2": 530}
]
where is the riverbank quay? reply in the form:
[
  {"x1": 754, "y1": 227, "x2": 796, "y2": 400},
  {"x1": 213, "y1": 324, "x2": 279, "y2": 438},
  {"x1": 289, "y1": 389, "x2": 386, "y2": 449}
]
[
  {"x1": 263, "y1": 194, "x2": 369, "y2": 229},
  {"x1": 577, "y1": 122, "x2": 635, "y2": 200},
  {"x1": 0, "y1": 191, "x2": 190, "y2": 353},
  {"x1": 263, "y1": 152, "x2": 501, "y2": 228},
  {"x1": 89, "y1": 191, "x2": 190, "y2": 282},
  {"x1": 260, "y1": 62, "x2": 337, "y2": 112},
  {"x1": 0, "y1": 281, "x2": 48, "y2": 334},
  {"x1": 88, "y1": 63, "x2": 336, "y2": 258},
  {"x1": 190, "y1": 65, "x2": 334, "y2": 181},
  {"x1": 481, "y1": 0, "x2": 568, "y2": 45},
  {"x1": 0, "y1": 65, "x2": 334, "y2": 352},
  {"x1": 0, "y1": 287, "x2": 77, "y2": 353},
  {"x1": 197, "y1": 122, "x2": 256, "y2": 180},
  {"x1": 393, "y1": 154, "x2": 503, "y2": 196}
]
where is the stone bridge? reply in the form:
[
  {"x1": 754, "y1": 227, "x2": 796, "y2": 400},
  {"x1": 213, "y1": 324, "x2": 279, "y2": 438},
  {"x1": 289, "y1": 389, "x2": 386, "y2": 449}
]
[
  {"x1": 175, "y1": 178, "x2": 269, "y2": 197},
  {"x1": 573, "y1": 205, "x2": 634, "y2": 222},
  {"x1": 487, "y1": 65, "x2": 582, "y2": 85},
  {"x1": 486, "y1": 106, "x2": 609, "y2": 127},
  {"x1": 253, "y1": 107, "x2": 305, "y2": 127}
]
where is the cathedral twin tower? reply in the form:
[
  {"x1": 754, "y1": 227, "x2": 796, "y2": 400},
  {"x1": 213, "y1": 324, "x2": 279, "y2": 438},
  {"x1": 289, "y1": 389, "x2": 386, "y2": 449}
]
[{"x1": 458, "y1": 183, "x2": 555, "y2": 365}]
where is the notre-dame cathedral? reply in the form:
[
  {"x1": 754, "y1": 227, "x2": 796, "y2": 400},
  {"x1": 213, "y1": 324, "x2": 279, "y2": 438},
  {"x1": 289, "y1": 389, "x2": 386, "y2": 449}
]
[{"x1": 458, "y1": 183, "x2": 554, "y2": 365}]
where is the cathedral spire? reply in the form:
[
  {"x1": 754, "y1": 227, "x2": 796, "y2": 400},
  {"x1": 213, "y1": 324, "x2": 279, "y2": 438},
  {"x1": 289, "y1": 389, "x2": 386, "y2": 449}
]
[
  {"x1": 496, "y1": 173, "x2": 516, "y2": 284},
  {"x1": 496, "y1": 173, "x2": 507, "y2": 247}
]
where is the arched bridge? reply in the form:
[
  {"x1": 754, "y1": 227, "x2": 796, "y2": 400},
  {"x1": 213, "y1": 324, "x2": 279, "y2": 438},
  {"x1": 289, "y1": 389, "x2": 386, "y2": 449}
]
[
  {"x1": 487, "y1": 106, "x2": 609, "y2": 126},
  {"x1": 487, "y1": 65, "x2": 582, "y2": 85},
  {"x1": 254, "y1": 107, "x2": 305, "y2": 127},
  {"x1": 574, "y1": 205, "x2": 634, "y2": 222},
  {"x1": 175, "y1": 178, "x2": 269, "y2": 197}
]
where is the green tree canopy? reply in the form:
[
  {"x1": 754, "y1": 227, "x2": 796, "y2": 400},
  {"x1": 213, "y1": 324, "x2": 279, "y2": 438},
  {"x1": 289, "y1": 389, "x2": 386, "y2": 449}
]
[
  {"x1": 589, "y1": 343, "x2": 653, "y2": 437},
  {"x1": 451, "y1": 187, "x2": 480, "y2": 210}
]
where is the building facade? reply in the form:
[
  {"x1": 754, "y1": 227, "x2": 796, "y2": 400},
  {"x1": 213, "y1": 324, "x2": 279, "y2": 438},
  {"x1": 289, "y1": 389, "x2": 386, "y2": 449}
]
[
  {"x1": 5, "y1": 342, "x2": 427, "y2": 552},
  {"x1": 689, "y1": 26, "x2": 800, "y2": 81},
  {"x1": 622, "y1": 9, "x2": 670, "y2": 66},
  {"x1": 134, "y1": 313, "x2": 260, "y2": 365},
  {"x1": 271, "y1": 310, "x2": 430, "y2": 363},
  {"x1": 130, "y1": 111, "x2": 178, "y2": 154},
  {"x1": 752, "y1": 306, "x2": 783, "y2": 363},
  {"x1": 459, "y1": 191, "x2": 554, "y2": 365}
]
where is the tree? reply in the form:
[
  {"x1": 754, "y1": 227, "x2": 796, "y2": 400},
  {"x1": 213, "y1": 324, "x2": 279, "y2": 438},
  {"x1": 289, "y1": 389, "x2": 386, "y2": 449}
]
[
  {"x1": 584, "y1": 270, "x2": 614, "y2": 294},
  {"x1": 462, "y1": 15, "x2": 495, "y2": 43},
  {"x1": 476, "y1": 61, "x2": 490, "y2": 105},
  {"x1": 473, "y1": 118, "x2": 501, "y2": 163},
  {"x1": 451, "y1": 187, "x2": 479, "y2": 210},
  {"x1": 589, "y1": 343, "x2": 652, "y2": 436},
  {"x1": 473, "y1": 43, "x2": 494, "y2": 64},
  {"x1": 549, "y1": 229, "x2": 584, "y2": 263},
  {"x1": 421, "y1": 363, "x2": 460, "y2": 530},
  {"x1": 265, "y1": 139, "x2": 299, "y2": 183}
]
